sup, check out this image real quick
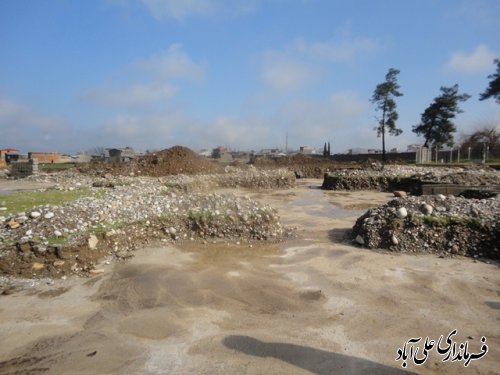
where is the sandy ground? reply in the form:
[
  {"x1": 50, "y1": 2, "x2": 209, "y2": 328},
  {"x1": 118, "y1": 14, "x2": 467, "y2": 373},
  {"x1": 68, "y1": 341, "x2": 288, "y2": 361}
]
[
  {"x1": 0, "y1": 179, "x2": 56, "y2": 195},
  {"x1": 0, "y1": 179, "x2": 498, "y2": 374}
]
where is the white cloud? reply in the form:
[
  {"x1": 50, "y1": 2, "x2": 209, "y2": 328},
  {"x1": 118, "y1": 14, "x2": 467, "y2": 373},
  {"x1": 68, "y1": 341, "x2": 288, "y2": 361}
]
[
  {"x1": 0, "y1": 97, "x2": 72, "y2": 152},
  {"x1": 260, "y1": 52, "x2": 318, "y2": 91},
  {"x1": 140, "y1": 0, "x2": 257, "y2": 20},
  {"x1": 82, "y1": 82, "x2": 177, "y2": 108},
  {"x1": 329, "y1": 91, "x2": 370, "y2": 117},
  {"x1": 137, "y1": 44, "x2": 205, "y2": 80},
  {"x1": 292, "y1": 36, "x2": 381, "y2": 62},
  {"x1": 276, "y1": 92, "x2": 372, "y2": 149},
  {"x1": 0, "y1": 98, "x2": 68, "y2": 133},
  {"x1": 205, "y1": 116, "x2": 274, "y2": 148},
  {"x1": 259, "y1": 33, "x2": 381, "y2": 92},
  {"x1": 444, "y1": 44, "x2": 497, "y2": 74},
  {"x1": 99, "y1": 109, "x2": 199, "y2": 149}
]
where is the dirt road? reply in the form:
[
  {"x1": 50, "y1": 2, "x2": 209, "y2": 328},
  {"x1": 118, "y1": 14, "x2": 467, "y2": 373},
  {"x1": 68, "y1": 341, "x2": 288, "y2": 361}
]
[{"x1": 0, "y1": 180, "x2": 498, "y2": 374}]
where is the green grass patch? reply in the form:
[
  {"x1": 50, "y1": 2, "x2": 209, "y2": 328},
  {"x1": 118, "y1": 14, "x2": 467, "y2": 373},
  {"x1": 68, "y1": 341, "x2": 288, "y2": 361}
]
[
  {"x1": 46, "y1": 236, "x2": 67, "y2": 245},
  {"x1": 422, "y1": 215, "x2": 482, "y2": 229},
  {"x1": 39, "y1": 163, "x2": 77, "y2": 172},
  {"x1": 87, "y1": 220, "x2": 128, "y2": 234},
  {"x1": 0, "y1": 188, "x2": 102, "y2": 216}
]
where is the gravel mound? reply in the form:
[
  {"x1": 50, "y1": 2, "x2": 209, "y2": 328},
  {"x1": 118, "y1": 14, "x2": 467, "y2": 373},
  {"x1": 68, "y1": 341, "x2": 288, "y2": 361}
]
[
  {"x1": 322, "y1": 165, "x2": 500, "y2": 191},
  {"x1": 352, "y1": 194, "x2": 500, "y2": 259},
  {"x1": 253, "y1": 154, "x2": 339, "y2": 178},
  {"x1": 0, "y1": 173, "x2": 294, "y2": 279}
]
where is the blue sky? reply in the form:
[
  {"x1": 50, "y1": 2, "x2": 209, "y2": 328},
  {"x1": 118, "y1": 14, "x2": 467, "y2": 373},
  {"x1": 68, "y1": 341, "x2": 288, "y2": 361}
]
[{"x1": 1, "y1": 0, "x2": 499, "y2": 154}]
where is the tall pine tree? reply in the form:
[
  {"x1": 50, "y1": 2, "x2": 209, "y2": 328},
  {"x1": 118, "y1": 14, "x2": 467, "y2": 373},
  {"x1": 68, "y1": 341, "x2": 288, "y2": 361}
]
[
  {"x1": 371, "y1": 68, "x2": 403, "y2": 163},
  {"x1": 413, "y1": 84, "x2": 470, "y2": 148}
]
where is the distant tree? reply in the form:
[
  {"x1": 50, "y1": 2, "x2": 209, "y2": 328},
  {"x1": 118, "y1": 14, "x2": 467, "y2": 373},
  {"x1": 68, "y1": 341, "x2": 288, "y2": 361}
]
[
  {"x1": 460, "y1": 125, "x2": 500, "y2": 158},
  {"x1": 479, "y1": 58, "x2": 500, "y2": 104},
  {"x1": 413, "y1": 85, "x2": 471, "y2": 148},
  {"x1": 327, "y1": 141, "x2": 331, "y2": 156},
  {"x1": 323, "y1": 142, "x2": 327, "y2": 157},
  {"x1": 371, "y1": 68, "x2": 403, "y2": 163},
  {"x1": 211, "y1": 147, "x2": 221, "y2": 159}
]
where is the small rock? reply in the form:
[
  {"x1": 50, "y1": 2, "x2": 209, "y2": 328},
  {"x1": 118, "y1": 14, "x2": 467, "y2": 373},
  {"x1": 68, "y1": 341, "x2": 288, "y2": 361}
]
[
  {"x1": 89, "y1": 269, "x2": 105, "y2": 275},
  {"x1": 44, "y1": 212, "x2": 55, "y2": 219},
  {"x1": 54, "y1": 230, "x2": 63, "y2": 237},
  {"x1": 436, "y1": 194, "x2": 446, "y2": 201},
  {"x1": 395, "y1": 207, "x2": 407, "y2": 219},
  {"x1": 391, "y1": 235, "x2": 399, "y2": 245},
  {"x1": 25, "y1": 229, "x2": 33, "y2": 236},
  {"x1": 53, "y1": 260, "x2": 65, "y2": 267},
  {"x1": 7, "y1": 220, "x2": 20, "y2": 229},
  {"x1": 30, "y1": 211, "x2": 41, "y2": 218},
  {"x1": 32, "y1": 262, "x2": 45, "y2": 271},
  {"x1": 419, "y1": 203, "x2": 433, "y2": 215},
  {"x1": 88, "y1": 235, "x2": 99, "y2": 249},
  {"x1": 355, "y1": 235, "x2": 365, "y2": 245},
  {"x1": 393, "y1": 191, "x2": 407, "y2": 198}
]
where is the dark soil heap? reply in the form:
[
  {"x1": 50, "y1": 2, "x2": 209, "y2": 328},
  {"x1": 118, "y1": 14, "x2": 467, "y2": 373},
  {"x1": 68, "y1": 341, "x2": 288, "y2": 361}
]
[
  {"x1": 133, "y1": 146, "x2": 218, "y2": 176},
  {"x1": 79, "y1": 146, "x2": 219, "y2": 177}
]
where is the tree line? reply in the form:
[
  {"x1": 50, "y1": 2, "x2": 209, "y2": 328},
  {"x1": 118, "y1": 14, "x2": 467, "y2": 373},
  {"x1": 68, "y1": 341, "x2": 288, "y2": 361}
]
[{"x1": 371, "y1": 59, "x2": 500, "y2": 162}]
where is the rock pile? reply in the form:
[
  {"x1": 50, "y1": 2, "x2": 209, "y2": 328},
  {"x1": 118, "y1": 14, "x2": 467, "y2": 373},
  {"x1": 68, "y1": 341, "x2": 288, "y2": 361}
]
[
  {"x1": 253, "y1": 154, "x2": 339, "y2": 178},
  {"x1": 0, "y1": 173, "x2": 294, "y2": 279},
  {"x1": 352, "y1": 194, "x2": 500, "y2": 259},
  {"x1": 322, "y1": 165, "x2": 500, "y2": 191}
]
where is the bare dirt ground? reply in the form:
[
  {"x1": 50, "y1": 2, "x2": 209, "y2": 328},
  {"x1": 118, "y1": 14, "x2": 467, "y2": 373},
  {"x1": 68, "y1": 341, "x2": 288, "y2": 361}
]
[
  {"x1": 0, "y1": 179, "x2": 498, "y2": 374},
  {"x1": 0, "y1": 180, "x2": 55, "y2": 195}
]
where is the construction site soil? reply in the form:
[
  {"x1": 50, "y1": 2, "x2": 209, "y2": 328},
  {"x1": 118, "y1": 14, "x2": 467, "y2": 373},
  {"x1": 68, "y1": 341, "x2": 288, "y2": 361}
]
[
  {"x1": 77, "y1": 146, "x2": 220, "y2": 177},
  {"x1": 0, "y1": 179, "x2": 498, "y2": 375}
]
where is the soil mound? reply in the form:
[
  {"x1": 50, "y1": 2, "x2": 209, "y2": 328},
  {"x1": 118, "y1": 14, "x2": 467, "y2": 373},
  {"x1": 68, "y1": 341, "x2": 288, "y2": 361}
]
[
  {"x1": 134, "y1": 146, "x2": 218, "y2": 176},
  {"x1": 78, "y1": 146, "x2": 219, "y2": 177}
]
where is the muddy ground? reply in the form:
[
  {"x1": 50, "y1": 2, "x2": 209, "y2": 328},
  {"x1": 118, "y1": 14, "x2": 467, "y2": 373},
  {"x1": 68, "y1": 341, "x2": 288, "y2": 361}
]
[{"x1": 0, "y1": 179, "x2": 499, "y2": 374}]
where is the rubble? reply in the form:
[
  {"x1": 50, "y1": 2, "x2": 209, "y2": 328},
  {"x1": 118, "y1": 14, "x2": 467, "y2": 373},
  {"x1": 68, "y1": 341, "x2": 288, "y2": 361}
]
[
  {"x1": 352, "y1": 194, "x2": 500, "y2": 259},
  {"x1": 0, "y1": 169, "x2": 295, "y2": 279},
  {"x1": 322, "y1": 165, "x2": 500, "y2": 191}
]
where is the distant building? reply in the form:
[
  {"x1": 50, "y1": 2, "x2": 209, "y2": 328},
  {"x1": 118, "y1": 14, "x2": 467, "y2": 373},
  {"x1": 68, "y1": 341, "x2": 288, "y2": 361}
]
[
  {"x1": 299, "y1": 146, "x2": 318, "y2": 155},
  {"x1": 107, "y1": 147, "x2": 135, "y2": 163},
  {"x1": 407, "y1": 144, "x2": 423, "y2": 152},
  {"x1": 0, "y1": 148, "x2": 19, "y2": 167},
  {"x1": 198, "y1": 149, "x2": 212, "y2": 157},
  {"x1": 28, "y1": 152, "x2": 61, "y2": 163},
  {"x1": 73, "y1": 153, "x2": 92, "y2": 163},
  {"x1": 347, "y1": 148, "x2": 368, "y2": 155}
]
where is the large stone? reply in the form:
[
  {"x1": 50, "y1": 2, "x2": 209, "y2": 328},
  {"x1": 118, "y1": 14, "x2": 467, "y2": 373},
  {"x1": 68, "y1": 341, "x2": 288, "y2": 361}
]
[
  {"x1": 391, "y1": 235, "x2": 399, "y2": 245},
  {"x1": 419, "y1": 203, "x2": 433, "y2": 215},
  {"x1": 393, "y1": 191, "x2": 407, "y2": 198},
  {"x1": 355, "y1": 235, "x2": 365, "y2": 245},
  {"x1": 395, "y1": 207, "x2": 408, "y2": 219},
  {"x1": 88, "y1": 235, "x2": 99, "y2": 250},
  {"x1": 30, "y1": 211, "x2": 41, "y2": 218}
]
